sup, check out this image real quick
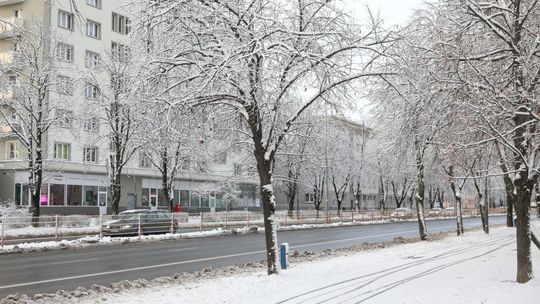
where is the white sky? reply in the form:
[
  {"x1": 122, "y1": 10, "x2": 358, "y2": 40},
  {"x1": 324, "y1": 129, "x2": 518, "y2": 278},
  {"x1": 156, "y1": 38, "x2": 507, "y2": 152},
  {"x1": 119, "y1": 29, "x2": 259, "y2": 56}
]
[
  {"x1": 337, "y1": 1, "x2": 428, "y2": 123},
  {"x1": 344, "y1": 0, "x2": 427, "y2": 26}
]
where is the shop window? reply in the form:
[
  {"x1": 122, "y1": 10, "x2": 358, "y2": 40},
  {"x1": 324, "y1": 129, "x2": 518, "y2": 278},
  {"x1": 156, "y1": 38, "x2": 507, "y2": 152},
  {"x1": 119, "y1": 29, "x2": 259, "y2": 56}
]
[
  {"x1": 50, "y1": 184, "x2": 65, "y2": 206},
  {"x1": 180, "y1": 190, "x2": 190, "y2": 206},
  {"x1": 84, "y1": 186, "x2": 98, "y2": 206},
  {"x1": 158, "y1": 189, "x2": 169, "y2": 207},
  {"x1": 40, "y1": 184, "x2": 48, "y2": 206},
  {"x1": 173, "y1": 190, "x2": 180, "y2": 205},
  {"x1": 67, "y1": 185, "x2": 82, "y2": 206},
  {"x1": 190, "y1": 192, "x2": 200, "y2": 207},
  {"x1": 201, "y1": 194, "x2": 209, "y2": 207},
  {"x1": 142, "y1": 188, "x2": 149, "y2": 207}
]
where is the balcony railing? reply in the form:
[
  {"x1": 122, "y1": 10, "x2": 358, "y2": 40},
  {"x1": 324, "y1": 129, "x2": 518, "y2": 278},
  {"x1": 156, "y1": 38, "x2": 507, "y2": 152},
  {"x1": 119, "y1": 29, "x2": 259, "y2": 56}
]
[{"x1": 0, "y1": 17, "x2": 23, "y2": 39}]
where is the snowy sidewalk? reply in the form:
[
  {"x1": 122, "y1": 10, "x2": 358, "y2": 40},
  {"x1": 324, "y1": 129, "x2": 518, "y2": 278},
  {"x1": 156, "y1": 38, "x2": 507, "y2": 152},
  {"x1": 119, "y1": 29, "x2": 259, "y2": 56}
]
[{"x1": 69, "y1": 225, "x2": 538, "y2": 304}]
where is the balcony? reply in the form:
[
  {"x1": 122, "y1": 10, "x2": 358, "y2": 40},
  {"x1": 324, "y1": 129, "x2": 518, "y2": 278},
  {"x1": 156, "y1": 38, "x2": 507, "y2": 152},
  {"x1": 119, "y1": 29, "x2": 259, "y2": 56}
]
[
  {"x1": 0, "y1": 0, "x2": 25, "y2": 7},
  {"x1": 0, "y1": 17, "x2": 23, "y2": 39}
]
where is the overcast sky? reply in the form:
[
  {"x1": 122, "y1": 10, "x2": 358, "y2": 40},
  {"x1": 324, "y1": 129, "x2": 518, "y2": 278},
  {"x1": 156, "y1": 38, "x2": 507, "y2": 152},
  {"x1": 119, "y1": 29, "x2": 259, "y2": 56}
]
[{"x1": 344, "y1": 0, "x2": 427, "y2": 26}]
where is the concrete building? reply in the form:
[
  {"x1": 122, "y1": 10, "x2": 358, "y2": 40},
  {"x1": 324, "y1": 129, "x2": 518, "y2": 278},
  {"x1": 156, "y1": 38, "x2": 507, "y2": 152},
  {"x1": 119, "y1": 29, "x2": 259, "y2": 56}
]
[
  {"x1": 274, "y1": 115, "x2": 380, "y2": 212},
  {"x1": 0, "y1": 0, "x2": 259, "y2": 215}
]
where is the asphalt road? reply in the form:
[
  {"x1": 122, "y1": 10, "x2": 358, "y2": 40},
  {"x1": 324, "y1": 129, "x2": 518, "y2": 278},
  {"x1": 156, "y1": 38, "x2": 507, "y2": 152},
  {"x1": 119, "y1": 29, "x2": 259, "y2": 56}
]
[{"x1": 0, "y1": 216, "x2": 507, "y2": 298}]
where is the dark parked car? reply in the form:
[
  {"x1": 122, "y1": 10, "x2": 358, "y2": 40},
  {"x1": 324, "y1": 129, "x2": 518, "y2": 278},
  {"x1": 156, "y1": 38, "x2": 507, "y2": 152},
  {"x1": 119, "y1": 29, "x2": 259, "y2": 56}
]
[{"x1": 102, "y1": 209, "x2": 178, "y2": 236}]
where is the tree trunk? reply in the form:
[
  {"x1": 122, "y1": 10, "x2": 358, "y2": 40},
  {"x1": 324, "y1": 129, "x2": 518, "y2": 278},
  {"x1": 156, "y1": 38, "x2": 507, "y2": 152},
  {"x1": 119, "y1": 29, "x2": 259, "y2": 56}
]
[
  {"x1": 514, "y1": 181, "x2": 533, "y2": 283},
  {"x1": 111, "y1": 173, "x2": 121, "y2": 215},
  {"x1": 447, "y1": 166, "x2": 464, "y2": 236},
  {"x1": 287, "y1": 188, "x2": 297, "y2": 218},
  {"x1": 29, "y1": 126, "x2": 43, "y2": 227},
  {"x1": 414, "y1": 144, "x2": 427, "y2": 240},
  {"x1": 257, "y1": 160, "x2": 278, "y2": 275}
]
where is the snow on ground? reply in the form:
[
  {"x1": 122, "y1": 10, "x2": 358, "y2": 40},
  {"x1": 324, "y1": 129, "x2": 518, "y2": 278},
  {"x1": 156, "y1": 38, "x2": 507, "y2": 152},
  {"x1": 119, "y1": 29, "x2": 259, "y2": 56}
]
[
  {"x1": 0, "y1": 227, "x2": 255, "y2": 254},
  {"x1": 67, "y1": 224, "x2": 538, "y2": 304}
]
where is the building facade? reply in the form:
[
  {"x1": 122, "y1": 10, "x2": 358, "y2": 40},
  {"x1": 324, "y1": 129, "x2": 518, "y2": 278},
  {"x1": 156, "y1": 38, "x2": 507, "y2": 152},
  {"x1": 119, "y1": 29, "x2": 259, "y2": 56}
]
[{"x1": 0, "y1": 0, "x2": 260, "y2": 215}]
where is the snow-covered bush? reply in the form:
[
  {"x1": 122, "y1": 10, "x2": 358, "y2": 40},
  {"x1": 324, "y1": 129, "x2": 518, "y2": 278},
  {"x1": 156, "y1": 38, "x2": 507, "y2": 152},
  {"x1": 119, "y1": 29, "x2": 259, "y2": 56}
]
[{"x1": 0, "y1": 201, "x2": 30, "y2": 218}]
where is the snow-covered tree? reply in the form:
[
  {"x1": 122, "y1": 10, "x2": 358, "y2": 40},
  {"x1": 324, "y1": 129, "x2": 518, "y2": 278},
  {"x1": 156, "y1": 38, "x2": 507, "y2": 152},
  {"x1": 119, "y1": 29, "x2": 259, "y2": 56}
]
[
  {"x1": 132, "y1": 0, "x2": 392, "y2": 274},
  {"x1": 0, "y1": 23, "x2": 63, "y2": 222}
]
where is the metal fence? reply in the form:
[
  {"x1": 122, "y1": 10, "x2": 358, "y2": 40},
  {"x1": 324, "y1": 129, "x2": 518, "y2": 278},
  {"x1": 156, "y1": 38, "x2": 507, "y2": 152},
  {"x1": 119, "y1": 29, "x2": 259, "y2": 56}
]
[{"x1": 0, "y1": 207, "x2": 507, "y2": 249}]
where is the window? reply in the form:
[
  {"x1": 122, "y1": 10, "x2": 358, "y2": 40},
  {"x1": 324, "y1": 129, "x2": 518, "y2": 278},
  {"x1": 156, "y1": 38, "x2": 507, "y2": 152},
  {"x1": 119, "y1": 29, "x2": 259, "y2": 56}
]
[
  {"x1": 234, "y1": 164, "x2": 242, "y2": 175},
  {"x1": 84, "y1": 83, "x2": 100, "y2": 99},
  {"x1": 6, "y1": 141, "x2": 19, "y2": 159},
  {"x1": 305, "y1": 193, "x2": 314, "y2": 203},
  {"x1": 67, "y1": 185, "x2": 82, "y2": 206},
  {"x1": 14, "y1": 9, "x2": 22, "y2": 18},
  {"x1": 85, "y1": 51, "x2": 100, "y2": 68},
  {"x1": 56, "y1": 109, "x2": 73, "y2": 128},
  {"x1": 58, "y1": 10, "x2": 73, "y2": 30},
  {"x1": 56, "y1": 43, "x2": 73, "y2": 62},
  {"x1": 213, "y1": 152, "x2": 227, "y2": 164},
  {"x1": 57, "y1": 76, "x2": 74, "y2": 95},
  {"x1": 139, "y1": 152, "x2": 151, "y2": 168},
  {"x1": 54, "y1": 143, "x2": 71, "y2": 160},
  {"x1": 86, "y1": 20, "x2": 101, "y2": 39},
  {"x1": 83, "y1": 146, "x2": 98, "y2": 163},
  {"x1": 50, "y1": 184, "x2": 65, "y2": 206},
  {"x1": 112, "y1": 12, "x2": 130, "y2": 35},
  {"x1": 84, "y1": 117, "x2": 99, "y2": 132},
  {"x1": 86, "y1": 0, "x2": 101, "y2": 8},
  {"x1": 111, "y1": 42, "x2": 130, "y2": 62}
]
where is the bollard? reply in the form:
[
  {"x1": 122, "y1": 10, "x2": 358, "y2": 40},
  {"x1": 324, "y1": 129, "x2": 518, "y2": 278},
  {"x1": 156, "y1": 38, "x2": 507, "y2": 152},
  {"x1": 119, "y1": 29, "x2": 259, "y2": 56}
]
[
  {"x1": 200, "y1": 212, "x2": 203, "y2": 233},
  {"x1": 138, "y1": 213, "x2": 142, "y2": 240},
  {"x1": 225, "y1": 210, "x2": 228, "y2": 228},
  {"x1": 280, "y1": 243, "x2": 289, "y2": 270},
  {"x1": 1, "y1": 218, "x2": 4, "y2": 249},
  {"x1": 55, "y1": 215, "x2": 59, "y2": 241},
  {"x1": 380, "y1": 210, "x2": 383, "y2": 221},
  {"x1": 99, "y1": 215, "x2": 103, "y2": 239},
  {"x1": 371, "y1": 210, "x2": 374, "y2": 221},
  {"x1": 170, "y1": 212, "x2": 175, "y2": 234}
]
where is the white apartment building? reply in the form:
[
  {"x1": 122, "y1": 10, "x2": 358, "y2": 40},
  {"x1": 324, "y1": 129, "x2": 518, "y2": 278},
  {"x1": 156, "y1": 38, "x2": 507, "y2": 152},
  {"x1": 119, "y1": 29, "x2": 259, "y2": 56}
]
[{"x1": 0, "y1": 0, "x2": 259, "y2": 215}]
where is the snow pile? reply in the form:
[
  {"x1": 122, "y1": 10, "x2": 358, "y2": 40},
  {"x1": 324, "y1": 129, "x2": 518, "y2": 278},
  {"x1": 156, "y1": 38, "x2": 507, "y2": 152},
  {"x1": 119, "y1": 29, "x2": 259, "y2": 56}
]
[{"x1": 0, "y1": 226, "x2": 260, "y2": 254}]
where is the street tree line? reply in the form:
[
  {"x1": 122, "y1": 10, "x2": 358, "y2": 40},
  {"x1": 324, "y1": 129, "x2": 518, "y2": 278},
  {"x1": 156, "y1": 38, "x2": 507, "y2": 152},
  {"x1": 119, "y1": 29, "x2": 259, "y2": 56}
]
[{"x1": 1, "y1": 0, "x2": 538, "y2": 284}]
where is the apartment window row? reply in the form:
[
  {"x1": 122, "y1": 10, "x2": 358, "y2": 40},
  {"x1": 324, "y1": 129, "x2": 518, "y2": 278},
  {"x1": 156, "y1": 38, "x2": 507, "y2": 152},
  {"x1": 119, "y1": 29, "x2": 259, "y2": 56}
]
[
  {"x1": 112, "y1": 12, "x2": 130, "y2": 35},
  {"x1": 53, "y1": 142, "x2": 99, "y2": 163},
  {"x1": 55, "y1": 110, "x2": 99, "y2": 133},
  {"x1": 58, "y1": 10, "x2": 130, "y2": 38},
  {"x1": 56, "y1": 42, "x2": 129, "y2": 66}
]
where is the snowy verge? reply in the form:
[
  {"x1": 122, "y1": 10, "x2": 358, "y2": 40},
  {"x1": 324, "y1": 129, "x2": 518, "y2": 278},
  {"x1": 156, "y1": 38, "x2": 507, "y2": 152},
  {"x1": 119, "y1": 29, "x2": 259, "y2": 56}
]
[
  {"x1": 0, "y1": 226, "x2": 259, "y2": 255},
  {"x1": 0, "y1": 215, "x2": 495, "y2": 255},
  {"x1": 1, "y1": 224, "x2": 537, "y2": 304}
]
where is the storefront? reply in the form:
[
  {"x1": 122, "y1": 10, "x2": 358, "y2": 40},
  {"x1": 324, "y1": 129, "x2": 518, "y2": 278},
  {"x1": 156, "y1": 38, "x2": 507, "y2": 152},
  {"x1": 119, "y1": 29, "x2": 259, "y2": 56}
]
[{"x1": 13, "y1": 172, "x2": 109, "y2": 214}]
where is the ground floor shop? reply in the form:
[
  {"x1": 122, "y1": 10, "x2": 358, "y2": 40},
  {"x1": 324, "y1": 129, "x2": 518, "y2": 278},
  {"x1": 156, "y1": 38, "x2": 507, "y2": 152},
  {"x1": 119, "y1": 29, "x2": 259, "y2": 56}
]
[{"x1": 0, "y1": 170, "x2": 260, "y2": 215}]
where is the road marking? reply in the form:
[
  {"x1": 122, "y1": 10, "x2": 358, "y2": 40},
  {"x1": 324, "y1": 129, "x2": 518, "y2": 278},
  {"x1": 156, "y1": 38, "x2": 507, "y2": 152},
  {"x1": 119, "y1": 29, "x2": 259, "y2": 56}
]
[
  {"x1": 0, "y1": 250, "x2": 265, "y2": 290},
  {"x1": 167, "y1": 247, "x2": 199, "y2": 252},
  {"x1": 291, "y1": 229, "x2": 419, "y2": 249},
  {"x1": 51, "y1": 258, "x2": 101, "y2": 265}
]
